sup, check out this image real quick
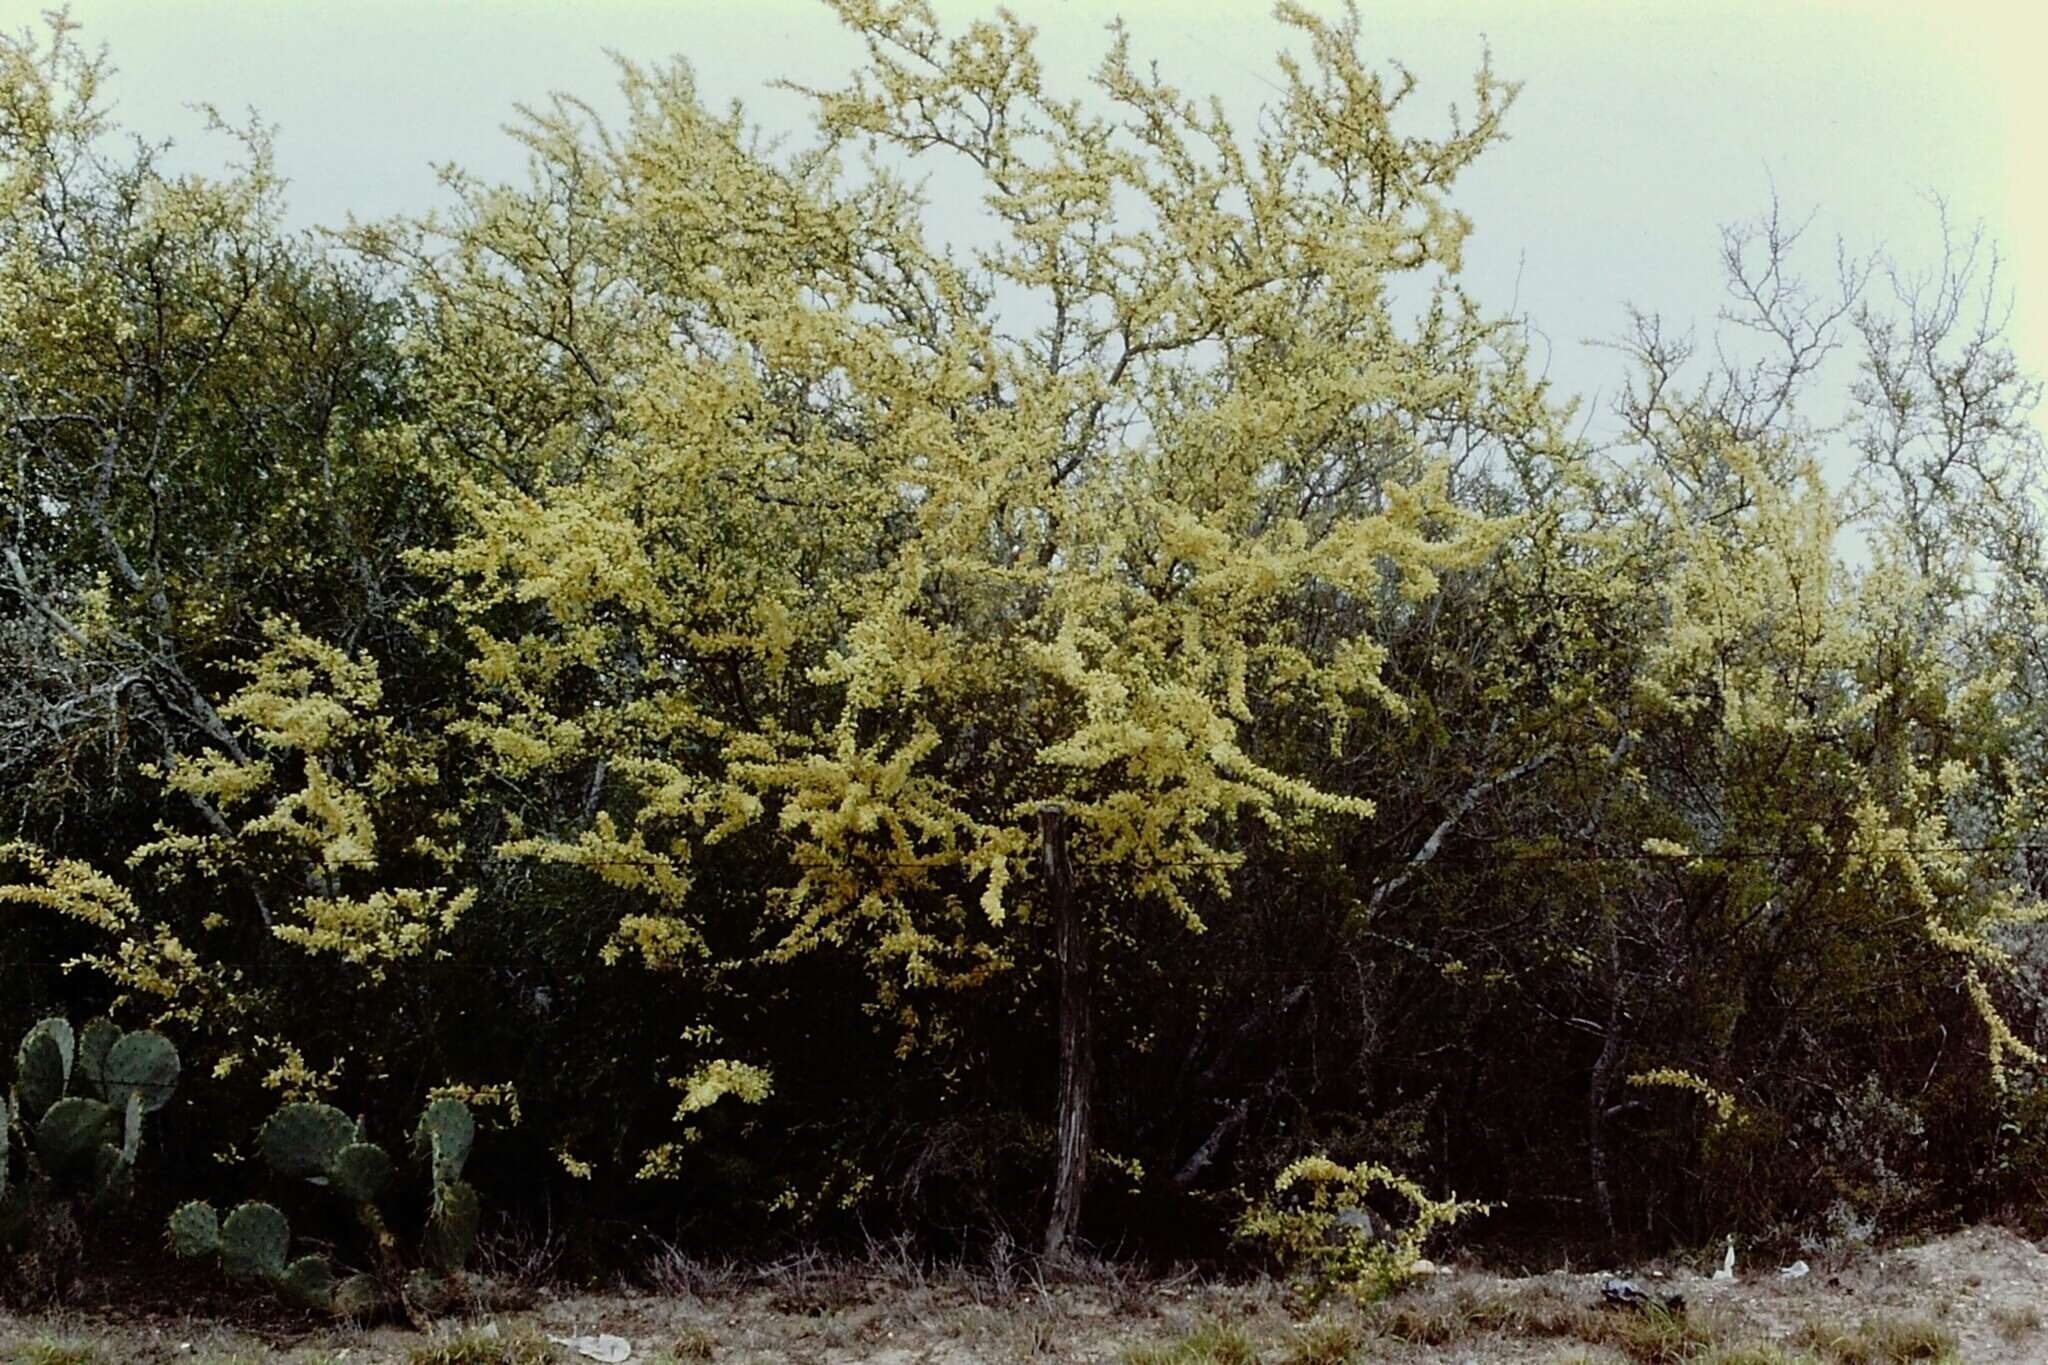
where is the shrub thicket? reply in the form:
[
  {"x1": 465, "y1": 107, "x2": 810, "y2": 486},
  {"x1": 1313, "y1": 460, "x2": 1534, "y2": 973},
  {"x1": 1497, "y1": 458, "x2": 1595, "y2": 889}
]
[{"x1": 3, "y1": 5, "x2": 2044, "y2": 1282}]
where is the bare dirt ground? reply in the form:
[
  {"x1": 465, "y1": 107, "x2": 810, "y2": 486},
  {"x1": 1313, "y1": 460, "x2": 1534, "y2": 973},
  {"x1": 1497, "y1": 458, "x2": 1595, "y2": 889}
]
[{"x1": 5, "y1": 1225, "x2": 2047, "y2": 1363}]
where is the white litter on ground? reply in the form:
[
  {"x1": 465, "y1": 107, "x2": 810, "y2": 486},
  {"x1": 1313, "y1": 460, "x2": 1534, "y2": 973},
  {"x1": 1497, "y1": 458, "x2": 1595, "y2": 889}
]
[
  {"x1": 549, "y1": 1333, "x2": 633, "y2": 1362},
  {"x1": 1713, "y1": 1236, "x2": 1736, "y2": 1282}
]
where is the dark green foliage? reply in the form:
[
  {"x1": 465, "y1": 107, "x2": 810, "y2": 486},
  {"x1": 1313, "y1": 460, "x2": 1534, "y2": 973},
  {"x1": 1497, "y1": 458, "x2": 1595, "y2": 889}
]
[{"x1": 0, "y1": 1185, "x2": 26, "y2": 1246}]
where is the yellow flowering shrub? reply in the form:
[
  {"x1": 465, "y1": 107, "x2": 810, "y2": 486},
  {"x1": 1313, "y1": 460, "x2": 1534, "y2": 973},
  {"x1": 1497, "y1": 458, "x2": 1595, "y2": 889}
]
[{"x1": 1238, "y1": 1154, "x2": 1494, "y2": 1304}]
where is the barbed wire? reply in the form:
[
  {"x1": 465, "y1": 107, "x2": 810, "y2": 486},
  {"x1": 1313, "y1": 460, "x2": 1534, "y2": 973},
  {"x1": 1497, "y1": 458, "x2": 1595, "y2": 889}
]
[
  {"x1": 201, "y1": 840, "x2": 2034, "y2": 876},
  {"x1": 8, "y1": 826, "x2": 2036, "y2": 977},
  {"x1": 6, "y1": 834, "x2": 2036, "y2": 974}
]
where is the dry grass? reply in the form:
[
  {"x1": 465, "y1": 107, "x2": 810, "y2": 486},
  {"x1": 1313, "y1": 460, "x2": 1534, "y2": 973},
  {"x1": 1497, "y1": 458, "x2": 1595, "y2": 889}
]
[
  {"x1": 1372, "y1": 1280, "x2": 1733, "y2": 1359},
  {"x1": 1787, "y1": 1314, "x2": 1958, "y2": 1363},
  {"x1": 1279, "y1": 1318, "x2": 1366, "y2": 1365},
  {"x1": 403, "y1": 1325, "x2": 557, "y2": 1365},
  {"x1": 1113, "y1": 1275, "x2": 1971, "y2": 1365},
  {"x1": 466, "y1": 1217, "x2": 568, "y2": 1305},
  {"x1": 665, "y1": 1323, "x2": 718, "y2": 1360},
  {"x1": 1989, "y1": 1302, "x2": 2042, "y2": 1340},
  {"x1": 8, "y1": 1333, "x2": 359, "y2": 1365},
  {"x1": 20, "y1": 1340, "x2": 107, "y2": 1365},
  {"x1": 1120, "y1": 1318, "x2": 1262, "y2": 1365},
  {"x1": 7, "y1": 1224, "x2": 2044, "y2": 1364}
]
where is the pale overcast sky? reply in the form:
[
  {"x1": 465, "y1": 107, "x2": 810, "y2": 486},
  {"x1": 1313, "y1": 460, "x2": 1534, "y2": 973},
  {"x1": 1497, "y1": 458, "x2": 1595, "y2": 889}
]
[{"x1": 46, "y1": 0, "x2": 2048, "y2": 452}]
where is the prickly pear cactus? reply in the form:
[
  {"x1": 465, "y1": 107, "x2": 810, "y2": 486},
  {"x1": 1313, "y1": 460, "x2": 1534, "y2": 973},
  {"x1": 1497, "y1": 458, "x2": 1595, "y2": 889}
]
[
  {"x1": 102, "y1": 1030, "x2": 180, "y2": 1113},
  {"x1": 17, "y1": 1018, "x2": 72, "y2": 1120},
  {"x1": 280, "y1": 1253, "x2": 338, "y2": 1310},
  {"x1": 74, "y1": 1019, "x2": 118, "y2": 1098},
  {"x1": 170, "y1": 1196, "x2": 343, "y2": 1311},
  {"x1": 220, "y1": 1201, "x2": 291, "y2": 1282},
  {"x1": 422, "y1": 1178, "x2": 480, "y2": 1273},
  {"x1": 334, "y1": 1272, "x2": 384, "y2": 1315},
  {"x1": 2, "y1": 1017, "x2": 178, "y2": 1292},
  {"x1": 412, "y1": 1097, "x2": 482, "y2": 1275},
  {"x1": 259, "y1": 1101, "x2": 358, "y2": 1180},
  {"x1": 34, "y1": 1096, "x2": 120, "y2": 1179},
  {"x1": 168, "y1": 1200, "x2": 221, "y2": 1257},
  {"x1": 119, "y1": 1090, "x2": 143, "y2": 1166},
  {"x1": 7, "y1": 1017, "x2": 179, "y2": 1215},
  {"x1": 329, "y1": 1142, "x2": 394, "y2": 1203},
  {"x1": 169, "y1": 1093, "x2": 484, "y2": 1323},
  {"x1": 414, "y1": 1098, "x2": 475, "y2": 1185}
]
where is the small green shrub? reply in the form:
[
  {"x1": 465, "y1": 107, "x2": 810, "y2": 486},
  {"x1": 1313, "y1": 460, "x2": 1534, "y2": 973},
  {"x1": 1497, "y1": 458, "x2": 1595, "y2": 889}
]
[{"x1": 1236, "y1": 1154, "x2": 1493, "y2": 1305}]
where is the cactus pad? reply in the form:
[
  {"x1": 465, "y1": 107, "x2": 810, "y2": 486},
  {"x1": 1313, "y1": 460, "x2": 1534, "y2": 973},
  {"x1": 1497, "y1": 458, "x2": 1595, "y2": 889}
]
[
  {"x1": 405, "y1": 1266, "x2": 461, "y2": 1316},
  {"x1": 260, "y1": 1101, "x2": 357, "y2": 1180},
  {"x1": 34, "y1": 1096, "x2": 120, "y2": 1177},
  {"x1": 328, "y1": 1141, "x2": 395, "y2": 1203},
  {"x1": 421, "y1": 1179, "x2": 480, "y2": 1272},
  {"x1": 74, "y1": 1018, "x2": 119, "y2": 1100},
  {"x1": 23, "y1": 1016, "x2": 75, "y2": 1075},
  {"x1": 17, "y1": 1026, "x2": 68, "y2": 1121},
  {"x1": 222, "y1": 1201, "x2": 291, "y2": 1282},
  {"x1": 334, "y1": 1272, "x2": 385, "y2": 1316},
  {"x1": 280, "y1": 1254, "x2": 338, "y2": 1309},
  {"x1": 119, "y1": 1089, "x2": 144, "y2": 1166},
  {"x1": 414, "y1": 1097, "x2": 475, "y2": 1185},
  {"x1": 168, "y1": 1200, "x2": 222, "y2": 1257},
  {"x1": 102, "y1": 1030, "x2": 180, "y2": 1113},
  {"x1": 91, "y1": 1139, "x2": 134, "y2": 1206}
]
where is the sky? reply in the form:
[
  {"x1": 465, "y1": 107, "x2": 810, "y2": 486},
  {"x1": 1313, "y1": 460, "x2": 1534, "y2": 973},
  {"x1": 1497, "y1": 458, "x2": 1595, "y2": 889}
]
[{"x1": 40, "y1": 0, "x2": 2048, "y2": 455}]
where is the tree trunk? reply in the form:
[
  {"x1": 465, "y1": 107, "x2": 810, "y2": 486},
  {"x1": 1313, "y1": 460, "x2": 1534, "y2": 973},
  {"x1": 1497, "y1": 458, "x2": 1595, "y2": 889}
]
[
  {"x1": 1588, "y1": 921, "x2": 1625, "y2": 1242},
  {"x1": 1041, "y1": 802, "x2": 1093, "y2": 1260}
]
